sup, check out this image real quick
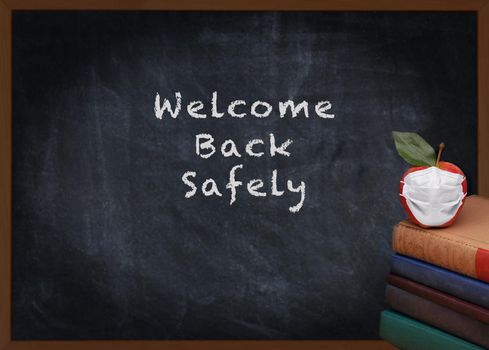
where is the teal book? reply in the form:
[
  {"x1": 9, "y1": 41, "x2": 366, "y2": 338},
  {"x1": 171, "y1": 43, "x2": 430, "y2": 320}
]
[{"x1": 379, "y1": 310, "x2": 484, "y2": 350}]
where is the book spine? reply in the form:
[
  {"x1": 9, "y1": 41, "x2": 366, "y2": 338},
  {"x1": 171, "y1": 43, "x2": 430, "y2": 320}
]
[
  {"x1": 391, "y1": 255, "x2": 489, "y2": 309},
  {"x1": 380, "y1": 310, "x2": 483, "y2": 350},
  {"x1": 392, "y1": 223, "x2": 489, "y2": 282},
  {"x1": 387, "y1": 274, "x2": 489, "y2": 324},
  {"x1": 476, "y1": 248, "x2": 489, "y2": 282},
  {"x1": 385, "y1": 285, "x2": 489, "y2": 348}
]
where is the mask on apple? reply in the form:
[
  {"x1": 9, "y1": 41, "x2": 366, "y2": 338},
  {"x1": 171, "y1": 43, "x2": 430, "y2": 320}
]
[{"x1": 393, "y1": 132, "x2": 467, "y2": 228}]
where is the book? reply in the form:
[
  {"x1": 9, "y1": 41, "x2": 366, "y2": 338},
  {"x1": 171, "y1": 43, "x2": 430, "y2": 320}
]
[
  {"x1": 380, "y1": 310, "x2": 484, "y2": 350},
  {"x1": 391, "y1": 254, "x2": 489, "y2": 309},
  {"x1": 392, "y1": 195, "x2": 489, "y2": 282},
  {"x1": 387, "y1": 274, "x2": 489, "y2": 324},
  {"x1": 385, "y1": 285, "x2": 489, "y2": 348}
]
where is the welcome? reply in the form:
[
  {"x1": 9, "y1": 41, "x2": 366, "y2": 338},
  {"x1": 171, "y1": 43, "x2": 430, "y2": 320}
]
[{"x1": 154, "y1": 91, "x2": 335, "y2": 120}]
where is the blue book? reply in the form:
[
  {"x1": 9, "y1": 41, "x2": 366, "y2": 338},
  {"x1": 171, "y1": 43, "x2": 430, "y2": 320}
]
[{"x1": 391, "y1": 254, "x2": 489, "y2": 309}]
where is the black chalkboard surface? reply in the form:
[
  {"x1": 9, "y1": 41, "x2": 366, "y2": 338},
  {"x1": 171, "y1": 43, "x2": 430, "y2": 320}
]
[{"x1": 12, "y1": 11, "x2": 477, "y2": 340}]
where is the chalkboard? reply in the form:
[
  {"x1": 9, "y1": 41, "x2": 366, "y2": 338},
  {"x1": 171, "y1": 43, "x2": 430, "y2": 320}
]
[{"x1": 12, "y1": 11, "x2": 477, "y2": 340}]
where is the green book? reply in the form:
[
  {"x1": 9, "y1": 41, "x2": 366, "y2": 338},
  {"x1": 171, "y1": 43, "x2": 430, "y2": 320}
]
[{"x1": 379, "y1": 310, "x2": 484, "y2": 350}]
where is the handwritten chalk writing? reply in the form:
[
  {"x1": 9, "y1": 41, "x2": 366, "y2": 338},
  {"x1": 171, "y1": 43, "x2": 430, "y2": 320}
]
[
  {"x1": 187, "y1": 100, "x2": 206, "y2": 119},
  {"x1": 153, "y1": 90, "x2": 337, "y2": 213},
  {"x1": 228, "y1": 100, "x2": 246, "y2": 118},
  {"x1": 181, "y1": 166, "x2": 306, "y2": 213},
  {"x1": 269, "y1": 134, "x2": 293, "y2": 157},
  {"x1": 315, "y1": 101, "x2": 334, "y2": 118},
  {"x1": 247, "y1": 179, "x2": 266, "y2": 197},
  {"x1": 182, "y1": 133, "x2": 305, "y2": 212},
  {"x1": 279, "y1": 100, "x2": 309, "y2": 118},
  {"x1": 154, "y1": 92, "x2": 181, "y2": 119},
  {"x1": 211, "y1": 91, "x2": 224, "y2": 118},
  {"x1": 182, "y1": 171, "x2": 197, "y2": 198},
  {"x1": 195, "y1": 133, "x2": 293, "y2": 159},
  {"x1": 245, "y1": 139, "x2": 265, "y2": 157},
  {"x1": 195, "y1": 134, "x2": 216, "y2": 159},
  {"x1": 221, "y1": 139, "x2": 242, "y2": 158},
  {"x1": 250, "y1": 101, "x2": 273, "y2": 118},
  {"x1": 154, "y1": 91, "x2": 334, "y2": 119},
  {"x1": 202, "y1": 178, "x2": 223, "y2": 197}
]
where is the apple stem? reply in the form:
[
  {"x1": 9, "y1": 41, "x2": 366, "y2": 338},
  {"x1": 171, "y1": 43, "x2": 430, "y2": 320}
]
[{"x1": 436, "y1": 142, "x2": 445, "y2": 167}]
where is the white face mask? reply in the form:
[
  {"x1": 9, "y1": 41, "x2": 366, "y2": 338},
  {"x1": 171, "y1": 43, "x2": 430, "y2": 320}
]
[{"x1": 401, "y1": 166, "x2": 466, "y2": 227}]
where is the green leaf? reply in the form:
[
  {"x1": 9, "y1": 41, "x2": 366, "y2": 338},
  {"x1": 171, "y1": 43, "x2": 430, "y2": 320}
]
[{"x1": 392, "y1": 131, "x2": 436, "y2": 166}]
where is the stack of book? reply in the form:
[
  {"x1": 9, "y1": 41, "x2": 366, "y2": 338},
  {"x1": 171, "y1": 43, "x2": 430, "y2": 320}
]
[{"x1": 380, "y1": 195, "x2": 489, "y2": 350}]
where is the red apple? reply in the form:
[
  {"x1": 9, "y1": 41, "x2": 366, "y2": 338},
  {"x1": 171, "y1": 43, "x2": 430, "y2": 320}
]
[
  {"x1": 392, "y1": 132, "x2": 468, "y2": 228},
  {"x1": 399, "y1": 160, "x2": 467, "y2": 228}
]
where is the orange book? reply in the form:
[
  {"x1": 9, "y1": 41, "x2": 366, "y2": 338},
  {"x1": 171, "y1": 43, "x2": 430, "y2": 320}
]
[{"x1": 392, "y1": 195, "x2": 489, "y2": 283}]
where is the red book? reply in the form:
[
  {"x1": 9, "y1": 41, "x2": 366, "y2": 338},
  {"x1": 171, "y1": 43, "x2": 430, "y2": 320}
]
[
  {"x1": 385, "y1": 284, "x2": 489, "y2": 348},
  {"x1": 392, "y1": 195, "x2": 489, "y2": 282},
  {"x1": 387, "y1": 274, "x2": 489, "y2": 324}
]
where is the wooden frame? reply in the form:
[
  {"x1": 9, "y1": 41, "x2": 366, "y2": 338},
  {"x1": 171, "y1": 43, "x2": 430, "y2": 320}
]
[{"x1": 1, "y1": 1, "x2": 488, "y2": 349}]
